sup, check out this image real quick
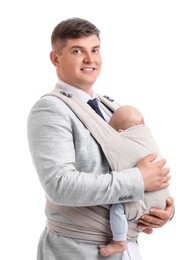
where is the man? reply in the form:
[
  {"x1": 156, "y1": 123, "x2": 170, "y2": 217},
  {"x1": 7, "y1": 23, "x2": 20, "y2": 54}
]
[{"x1": 27, "y1": 17, "x2": 174, "y2": 260}]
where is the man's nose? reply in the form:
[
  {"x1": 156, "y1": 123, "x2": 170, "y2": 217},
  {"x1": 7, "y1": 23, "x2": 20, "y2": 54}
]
[{"x1": 83, "y1": 52, "x2": 94, "y2": 63}]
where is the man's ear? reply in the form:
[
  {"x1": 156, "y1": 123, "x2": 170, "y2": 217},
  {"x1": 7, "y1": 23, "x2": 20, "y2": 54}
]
[{"x1": 50, "y1": 51, "x2": 59, "y2": 67}]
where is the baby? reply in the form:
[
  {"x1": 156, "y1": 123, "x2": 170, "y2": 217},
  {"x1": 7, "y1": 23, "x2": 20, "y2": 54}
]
[{"x1": 99, "y1": 105, "x2": 170, "y2": 257}]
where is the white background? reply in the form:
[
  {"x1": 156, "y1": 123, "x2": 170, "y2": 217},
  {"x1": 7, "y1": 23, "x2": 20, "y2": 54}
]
[{"x1": 1, "y1": 0, "x2": 196, "y2": 259}]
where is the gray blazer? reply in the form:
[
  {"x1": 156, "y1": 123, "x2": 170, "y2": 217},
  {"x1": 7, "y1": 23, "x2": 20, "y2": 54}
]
[{"x1": 27, "y1": 84, "x2": 144, "y2": 260}]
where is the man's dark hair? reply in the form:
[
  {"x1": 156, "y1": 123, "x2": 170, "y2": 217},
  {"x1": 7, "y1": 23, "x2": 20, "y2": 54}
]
[{"x1": 51, "y1": 17, "x2": 100, "y2": 53}]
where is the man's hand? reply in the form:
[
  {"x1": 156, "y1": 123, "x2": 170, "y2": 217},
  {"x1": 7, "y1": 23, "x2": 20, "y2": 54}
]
[
  {"x1": 136, "y1": 153, "x2": 170, "y2": 191},
  {"x1": 138, "y1": 197, "x2": 175, "y2": 230}
]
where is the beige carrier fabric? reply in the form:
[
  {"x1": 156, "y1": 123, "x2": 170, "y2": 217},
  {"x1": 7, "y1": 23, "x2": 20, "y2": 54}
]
[
  {"x1": 44, "y1": 89, "x2": 125, "y2": 242},
  {"x1": 44, "y1": 89, "x2": 169, "y2": 242},
  {"x1": 47, "y1": 89, "x2": 120, "y2": 152},
  {"x1": 46, "y1": 197, "x2": 113, "y2": 242}
]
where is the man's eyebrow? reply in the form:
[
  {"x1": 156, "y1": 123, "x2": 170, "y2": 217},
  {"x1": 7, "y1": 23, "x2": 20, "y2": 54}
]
[
  {"x1": 70, "y1": 45, "x2": 82, "y2": 49},
  {"x1": 70, "y1": 45, "x2": 101, "y2": 49},
  {"x1": 92, "y1": 45, "x2": 101, "y2": 49}
]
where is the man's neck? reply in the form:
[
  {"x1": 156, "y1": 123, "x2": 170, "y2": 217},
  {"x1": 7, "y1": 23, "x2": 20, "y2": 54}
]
[{"x1": 56, "y1": 80, "x2": 97, "y2": 103}]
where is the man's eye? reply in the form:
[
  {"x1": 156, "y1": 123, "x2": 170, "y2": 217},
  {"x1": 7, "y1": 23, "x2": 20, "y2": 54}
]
[
  {"x1": 72, "y1": 49, "x2": 81, "y2": 54},
  {"x1": 92, "y1": 49, "x2": 99, "y2": 53}
]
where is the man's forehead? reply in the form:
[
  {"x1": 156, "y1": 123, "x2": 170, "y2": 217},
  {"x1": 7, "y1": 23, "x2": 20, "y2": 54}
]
[{"x1": 66, "y1": 35, "x2": 100, "y2": 48}]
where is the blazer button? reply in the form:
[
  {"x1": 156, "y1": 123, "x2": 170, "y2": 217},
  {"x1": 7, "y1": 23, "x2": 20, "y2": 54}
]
[
  {"x1": 128, "y1": 195, "x2": 133, "y2": 200},
  {"x1": 124, "y1": 195, "x2": 132, "y2": 200},
  {"x1": 119, "y1": 196, "x2": 124, "y2": 201},
  {"x1": 119, "y1": 195, "x2": 133, "y2": 201}
]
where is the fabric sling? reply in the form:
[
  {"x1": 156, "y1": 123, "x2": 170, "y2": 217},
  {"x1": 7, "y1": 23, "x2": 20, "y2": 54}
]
[
  {"x1": 44, "y1": 89, "x2": 125, "y2": 242},
  {"x1": 45, "y1": 89, "x2": 121, "y2": 157},
  {"x1": 44, "y1": 88, "x2": 169, "y2": 242}
]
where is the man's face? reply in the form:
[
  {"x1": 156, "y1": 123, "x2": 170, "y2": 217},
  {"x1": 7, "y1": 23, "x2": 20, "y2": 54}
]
[{"x1": 50, "y1": 35, "x2": 102, "y2": 95}]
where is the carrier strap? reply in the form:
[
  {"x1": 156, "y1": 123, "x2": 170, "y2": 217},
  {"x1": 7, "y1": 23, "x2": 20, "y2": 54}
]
[{"x1": 44, "y1": 88, "x2": 122, "y2": 170}]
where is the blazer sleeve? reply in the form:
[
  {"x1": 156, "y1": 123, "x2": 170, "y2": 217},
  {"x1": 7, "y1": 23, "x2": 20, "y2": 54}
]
[{"x1": 27, "y1": 96, "x2": 144, "y2": 207}]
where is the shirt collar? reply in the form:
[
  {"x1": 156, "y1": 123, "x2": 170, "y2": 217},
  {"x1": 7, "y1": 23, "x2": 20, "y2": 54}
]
[
  {"x1": 56, "y1": 80, "x2": 110, "y2": 122},
  {"x1": 56, "y1": 80, "x2": 99, "y2": 104}
]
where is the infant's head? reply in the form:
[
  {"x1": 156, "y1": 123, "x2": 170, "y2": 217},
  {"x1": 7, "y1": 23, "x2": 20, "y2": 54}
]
[{"x1": 109, "y1": 105, "x2": 144, "y2": 132}]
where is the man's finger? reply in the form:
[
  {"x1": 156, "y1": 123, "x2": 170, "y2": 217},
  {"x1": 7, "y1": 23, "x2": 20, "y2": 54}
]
[{"x1": 155, "y1": 158, "x2": 167, "y2": 168}]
